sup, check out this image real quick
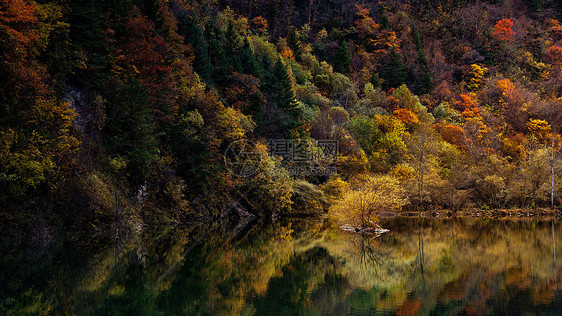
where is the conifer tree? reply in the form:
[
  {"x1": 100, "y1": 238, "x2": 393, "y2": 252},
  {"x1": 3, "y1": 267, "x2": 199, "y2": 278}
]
[
  {"x1": 273, "y1": 59, "x2": 300, "y2": 116},
  {"x1": 205, "y1": 23, "x2": 229, "y2": 84},
  {"x1": 371, "y1": 73, "x2": 382, "y2": 87},
  {"x1": 275, "y1": 59, "x2": 303, "y2": 137},
  {"x1": 412, "y1": 26, "x2": 433, "y2": 94},
  {"x1": 380, "y1": 50, "x2": 406, "y2": 90},
  {"x1": 240, "y1": 38, "x2": 262, "y2": 77},
  {"x1": 69, "y1": 0, "x2": 109, "y2": 87},
  {"x1": 261, "y1": 58, "x2": 303, "y2": 137},
  {"x1": 288, "y1": 28, "x2": 301, "y2": 60},
  {"x1": 224, "y1": 22, "x2": 243, "y2": 71},
  {"x1": 105, "y1": 77, "x2": 157, "y2": 185},
  {"x1": 225, "y1": 22, "x2": 240, "y2": 55},
  {"x1": 178, "y1": 17, "x2": 212, "y2": 83},
  {"x1": 105, "y1": 0, "x2": 133, "y2": 35},
  {"x1": 334, "y1": 40, "x2": 351, "y2": 74},
  {"x1": 380, "y1": 12, "x2": 390, "y2": 29}
]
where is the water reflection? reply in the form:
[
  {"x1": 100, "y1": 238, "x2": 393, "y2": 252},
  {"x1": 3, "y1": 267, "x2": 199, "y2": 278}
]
[{"x1": 3, "y1": 217, "x2": 562, "y2": 315}]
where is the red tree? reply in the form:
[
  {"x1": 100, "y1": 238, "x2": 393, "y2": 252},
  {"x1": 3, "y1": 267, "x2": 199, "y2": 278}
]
[{"x1": 492, "y1": 19, "x2": 516, "y2": 41}]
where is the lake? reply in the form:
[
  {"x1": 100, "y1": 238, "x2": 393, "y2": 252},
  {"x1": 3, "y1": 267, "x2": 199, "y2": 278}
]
[{"x1": 2, "y1": 216, "x2": 562, "y2": 315}]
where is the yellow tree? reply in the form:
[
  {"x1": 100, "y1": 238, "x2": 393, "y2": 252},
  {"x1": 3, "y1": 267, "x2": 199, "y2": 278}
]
[
  {"x1": 549, "y1": 133, "x2": 562, "y2": 209},
  {"x1": 465, "y1": 64, "x2": 487, "y2": 91},
  {"x1": 527, "y1": 119, "x2": 551, "y2": 145},
  {"x1": 407, "y1": 124, "x2": 440, "y2": 208},
  {"x1": 331, "y1": 174, "x2": 406, "y2": 230},
  {"x1": 526, "y1": 119, "x2": 562, "y2": 208}
]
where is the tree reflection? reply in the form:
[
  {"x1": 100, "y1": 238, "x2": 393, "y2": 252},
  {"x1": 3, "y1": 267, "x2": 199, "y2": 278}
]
[
  {"x1": 349, "y1": 233, "x2": 383, "y2": 267},
  {"x1": 4, "y1": 218, "x2": 562, "y2": 315}
]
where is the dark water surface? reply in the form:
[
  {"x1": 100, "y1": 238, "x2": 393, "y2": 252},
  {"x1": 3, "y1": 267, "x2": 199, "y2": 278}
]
[{"x1": 2, "y1": 217, "x2": 562, "y2": 315}]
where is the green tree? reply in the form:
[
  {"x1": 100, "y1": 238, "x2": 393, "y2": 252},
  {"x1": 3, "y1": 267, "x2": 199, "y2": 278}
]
[
  {"x1": 273, "y1": 59, "x2": 300, "y2": 115},
  {"x1": 262, "y1": 58, "x2": 303, "y2": 137},
  {"x1": 205, "y1": 23, "x2": 229, "y2": 84},
  {"x1": 178, "y1": 17, "x2": 212, "y2": 83},
  {"x1": 287, "y1": 28, "x2": 301, "y2": 60},
  {"x1": 380, "y1": 12, "x2": 390, "y2": 30},
  {"x1": 224, "y1": 21, "x2": 242, "y2": 71},
  {"x1": 69, "y1": 0, "x2": 109, "y2": 87},
  {"x1": 240, "y1": 38, "x2": 262, "y2": 77},
  {"x1": 334, "y1": 40, "x2": 351, "y2": 74},
  {"x1": 411, "y1": 26, "x2": 433, "y2": 94},
  {"x1": 380, "y1": 50, "x2": 406, "y2": 90},
  {"x1": 105, "y1": 77, "x2": 157, "y2": 185}
]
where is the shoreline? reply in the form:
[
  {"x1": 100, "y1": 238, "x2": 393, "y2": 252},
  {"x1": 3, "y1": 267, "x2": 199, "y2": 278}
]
[{"x1": 378, "y1": 208, "x2": 562, "y2": 219}]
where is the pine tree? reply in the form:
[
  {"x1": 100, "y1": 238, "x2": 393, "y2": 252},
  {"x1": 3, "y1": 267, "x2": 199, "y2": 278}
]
[
  {"x1": 105, "y1": 76, "x2": 157, "y2": 185},
  {"x1": 262, "y1": 58, "x2": 303, "y2": 137},
  {"x1": 412, "y1": 26, "x2": 421, "y2": 47},
  {"x1": 225, "y1": 22, "x2": 240, "y2": 55},
  {"x1": 380, "y1": 12, "x2": 390, "y2": 29},
  {"x1": 334, "y1": 40, "x2": 352, "y2": 74},
  {"x1": 240, "y1": 38, "x2": 262, "y2": 77},
  {"x1": 69, "y1": 0, "x2": 109, "y2": 87},
  {"x1": 417, "y1": 55, "x2": 433, "y2": 94},
  {"x1": 411, "y1": 26, "x2": 433, "y2": 94},
  {"x1": 288, "y1": 28, "x2": 301, "y2": 60},
  {"x1": 178, "y1": 17, "x2": 212, "y2": 83},
  {"x1": 523, "y1": 0, "x2": 542, "y2": 12},
  {"x1": 371, "y1": 73, "x2": 382, "y2": 87},
  {"x1": 105, "y1": 0, "x2": 133, "y2": 35},
  {"x1": 261, "y1": 55, "x2": 274, "y2": 86},
  {"x1": 205, "y1": 23, "x2": 229, "y2": 84},
  {"x1": 273, "y1": 59, "x2": 300, "y2": 115},
  {"x1": 380, "y1": 50, "x2": 406, "y2": 90},
  {"x1": 224, "y1": 22, "x2": 243, "y2": 72}
]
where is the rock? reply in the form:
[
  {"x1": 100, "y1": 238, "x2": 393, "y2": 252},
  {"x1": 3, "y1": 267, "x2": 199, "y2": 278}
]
[{"x1": 340, "y1": 224, "x2": 389, "y2": 235}]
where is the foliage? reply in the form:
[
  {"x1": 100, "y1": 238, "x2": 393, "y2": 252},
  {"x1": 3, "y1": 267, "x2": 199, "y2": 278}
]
[
  {"x1": 333, "y1": 40, "x2": 351, "y2": 74},
  {"x1": 492, "y1": 19, "x2": 516, "y2": 42},
  {"x1": 330, "y1": 174, "x2": 406, "y2": 229},
  {"x1": 6, "y1": 0, "x2": 562, "y2": 236}
]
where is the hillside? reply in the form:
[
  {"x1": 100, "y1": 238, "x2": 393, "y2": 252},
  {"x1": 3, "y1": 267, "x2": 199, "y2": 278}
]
[{"x1": 3, "y1": 0, "x2": 562, "y2": 237}]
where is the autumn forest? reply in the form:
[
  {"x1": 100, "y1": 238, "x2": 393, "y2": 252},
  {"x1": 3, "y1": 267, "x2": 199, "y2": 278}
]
[
  {"x1": 4, "y1": 0, "x2": 562, "y2": 233},
  {"x1": 6, "y1": 0, "x2": 562, "y2": 314}
]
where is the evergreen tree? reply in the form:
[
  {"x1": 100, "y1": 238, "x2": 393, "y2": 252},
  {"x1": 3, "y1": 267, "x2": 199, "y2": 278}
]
[
  {"x1": 380, "y1": 12, "x2": 390, "y2": 29},
  {"x1": 411, "y1": 26, "x2": 433, "y2": 94},
  {"x1": 523, "y1": 0, "x2": 543, "y2": 12},
  {"x1": 273, "y1": 59, "x2": 300, "y2": 115},
  {"x1": 105, "y1": 77, "x2": 157, "y2": 185},
  {"x1": 274, "y1": 59, "x2": 303, "y2": 137},
  {"x1": 380, "y1": 50, "x2": 406, "y2": 90},
  {"x1": 334, "y1": 40, "x2": 352, "y2": 74},
  {"x1": 105, "y1": 0, "x2": 133, "y2": 35},
  {"x1": 205, "y1": 23, "x2": 229, "y2": 84},
  {"x1": 371, "y1": 73, "x2": 382, "y2": 87},
  {"x1": 178, "y1": 17, "x2": 212, "y2": 83},
  {"x1": 224, "y1": 21, "x2": 243, "y2": 71},
  {"x1": 261, "y1": 58, "x2": 303, "y2": 137},
  {"x1": 225, "y1": 22, "x2": 240, "y2": 55},
  {"x1": 288, "y1": 28, "x2": 301, "y2": 60},
  {"x1": 69, "y1": 0, "x2": 109, "y2": 88},
  {"x1": 412, "y1": 26, "x2": 421, "y2": 47},
  {"x1": 416, "y1": 51, "x2": 433, "y2": 94},
  {"x1": 240, "y1": 38, "x2": 262, "y2": 77}
]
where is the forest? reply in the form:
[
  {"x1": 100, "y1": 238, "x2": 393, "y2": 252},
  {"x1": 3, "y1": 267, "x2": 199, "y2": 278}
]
[{"x1": 4, "y1": 0, "x2": 562, "y2": 238}]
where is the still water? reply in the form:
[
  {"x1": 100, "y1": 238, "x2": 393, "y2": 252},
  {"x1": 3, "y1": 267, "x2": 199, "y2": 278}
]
[{"x1": 2, "y1": 217, "x2": 562, "y2": 315}]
